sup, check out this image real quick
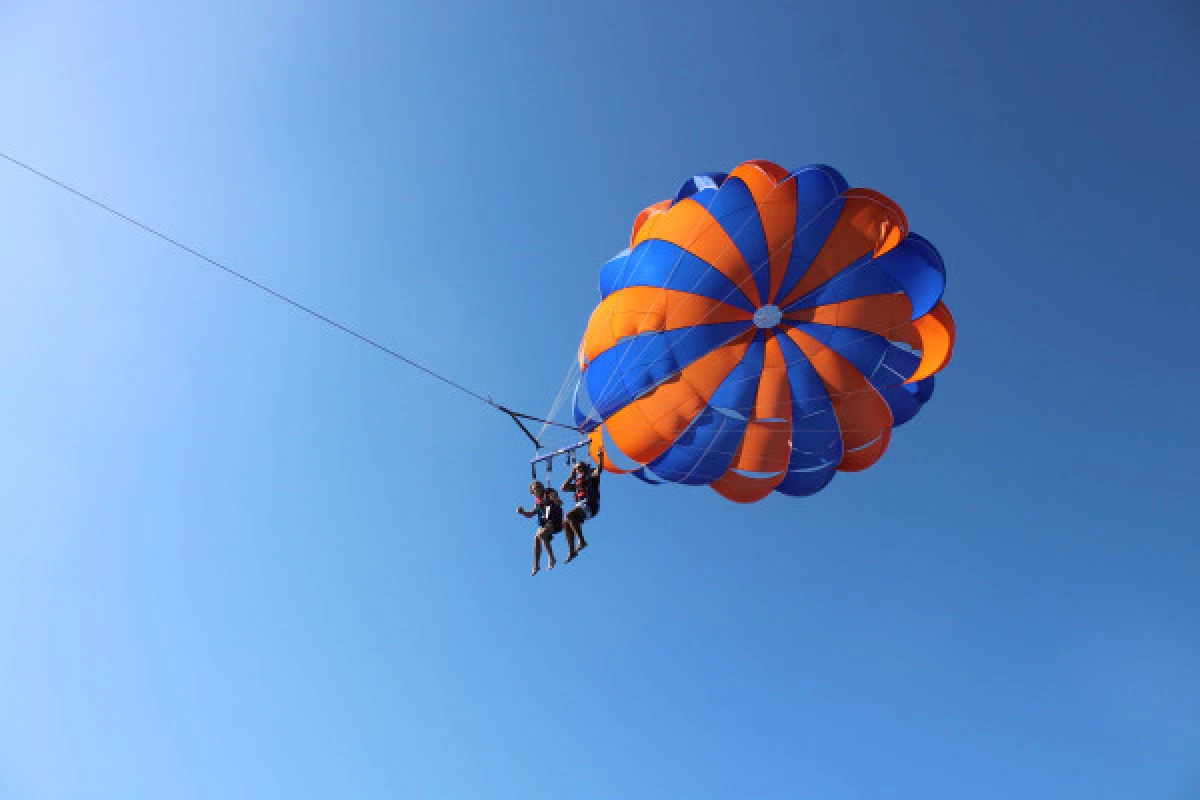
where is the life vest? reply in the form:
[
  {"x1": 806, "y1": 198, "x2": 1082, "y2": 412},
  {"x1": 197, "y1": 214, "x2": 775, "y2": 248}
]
[
  {"x1": 536, "y1": 498, "x2": 564, "y2": 532},
  {"x1": 546, "y1": 502, "x2": 564, "y2": 532},
  {"x1": 574, "y1": 472, "x2": 600, "y2": 514}
]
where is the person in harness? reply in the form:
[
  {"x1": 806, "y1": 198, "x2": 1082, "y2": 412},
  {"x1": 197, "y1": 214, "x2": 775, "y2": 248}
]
[
  {"x1": 516, "y1": 480, "x2": 562, "y2": 575},
  {"x1": 560, "y1": 453, "x2": 602, "y2": 563},
  {"x1": 544, "y1": 487, "x2": 565, "y2": 541}
]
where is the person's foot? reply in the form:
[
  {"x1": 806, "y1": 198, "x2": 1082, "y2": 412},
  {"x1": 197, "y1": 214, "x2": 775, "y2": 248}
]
[
  {"x1": 578, "y1": 540, "x2": 589, "y2": 550},
  {"x1": 547, "y1": 559, "x2": 556, "y2": 570},
  {"x1": 564, "y1": 552, "x2": 577, "y2": 564},
  {"x1": 531, "y1": 565, "x2": 540, "y2": 576}
]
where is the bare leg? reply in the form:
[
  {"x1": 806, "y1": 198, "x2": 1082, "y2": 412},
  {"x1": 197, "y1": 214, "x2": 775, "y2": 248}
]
[
  {"x1": 565, "y1": 515, "x2": 588, "y2": 558},
  {"x1": 564, "y1": 523, "x2": 579, "y2": 562},
  {"x1": 573, "y1": 514, "x2": 589, "y2": 550},
  {"x1": 532, "y1": 534, "x2": 543, "y2": 576},
  {"x1": 542, "y1": 532, "x2": 557, "y2": 569}
]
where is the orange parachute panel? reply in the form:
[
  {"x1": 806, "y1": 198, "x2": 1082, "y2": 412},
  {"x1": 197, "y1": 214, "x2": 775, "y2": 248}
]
[
  {"x1": 783, "y1": 326, "x2": 895, "y2": 472},
  {"x1": 907, "y1": 301, "x2": 956, "y2": 384},
  {"x1": 603, "y1": 332, "x2": 754, "y2": 465},
  {"x1": 580, "y1": 287, "x2": 752, "y2": 365},
  {"x1": 727, "y1": 162, "x2": 798, "y2": 304},
  {"x1": 785, "y1": 294, "x2": 919, "y2": 349},
  {"x1": 630, "y1": 199, "x2": 671, "y2": 245},
  {"x1": 778, "y1": 189, "x2": 909, "y2": 309},
  {"x1": 632, "y1": 197, "x2": 762, "y2": 307}
]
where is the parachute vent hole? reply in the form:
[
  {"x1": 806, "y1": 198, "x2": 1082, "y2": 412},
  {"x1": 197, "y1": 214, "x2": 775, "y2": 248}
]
[{"x1": 753, "y1": 305, "x2": 782, "y2": 329}]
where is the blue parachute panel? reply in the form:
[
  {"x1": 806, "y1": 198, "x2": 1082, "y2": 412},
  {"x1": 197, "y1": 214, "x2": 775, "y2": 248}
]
[
  {"x1": 674, "y1": 172, "x2": 729, "y2": 204},
  {"x1": 775, "y1": 333, "x2": 843, "y2": 462},
  {"x1": 787, "y1": 323, "x2": 921, "y2": 391},
  {"x1": 584, "y1": 322, "x2": 749, "y2": 419},
  {"x1": 631, "y1": 467, "x2": 665, "y2": 485},
  {"x1": 775, "y1": 464, "x2": 838, "y2": 497},
  {"x1": 572, "y1": 377, "x2": 602, "y2": 433},
  {"x1": 613, "y1": 239, "x2": 758, "y2": 312},
  {"x1": 705, "y1": 176, "x2": 772, "y2": 304},
  {"x1": 598, "y1": 249, "x2": 631, "y2": 299},
  {"x1": 646, "y1": 332, "x2": 767, "y2": 484},
  {"x1": 783, "y1": 257, "x2": 901, "y2": 311},
  {"x1": 879, "y1": 376, "x2": 936, "y2": 427},
  {"x1": 876, "y1": 233, "x2": 946, "y2": 319},
  {"x1": 771, "y1": 166, "x2": 849, "y2": 303},
  {"x1": 776, "y1": 199, "x2": 846, "y2": 304}
]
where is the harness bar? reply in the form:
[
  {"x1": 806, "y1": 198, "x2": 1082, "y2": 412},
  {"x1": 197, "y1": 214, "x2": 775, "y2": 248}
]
[{"x1": 530, "y1": 438, "x2": 593, "y2": 466}]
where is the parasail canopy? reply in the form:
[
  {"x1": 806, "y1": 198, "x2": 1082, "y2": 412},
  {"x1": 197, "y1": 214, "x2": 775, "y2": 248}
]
[{"x1": 573, "y1": 160, "x2": 956, "y2": 502}]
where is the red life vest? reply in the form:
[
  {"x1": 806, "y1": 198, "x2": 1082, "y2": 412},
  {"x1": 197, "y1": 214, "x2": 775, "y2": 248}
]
[{"x1": 572, "y1": 470, "x2": 600, "y2": 512}]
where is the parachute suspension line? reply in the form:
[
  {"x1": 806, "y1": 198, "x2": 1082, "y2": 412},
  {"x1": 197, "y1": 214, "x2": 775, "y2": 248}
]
[
  {"x1": 536, "y1": 355, "x2": 581, "y2": 443},
  {"x1": 0, "y1": 150, "x2": 584, "y2": 439},
  {"x1": 529, "y1": 361, "x2": 590, "y2": 482}
]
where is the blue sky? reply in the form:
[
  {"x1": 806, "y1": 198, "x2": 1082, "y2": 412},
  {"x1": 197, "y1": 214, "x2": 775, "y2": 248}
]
[{"x1": 1, "y1": 1, "x2": 1198, "y2": 798}]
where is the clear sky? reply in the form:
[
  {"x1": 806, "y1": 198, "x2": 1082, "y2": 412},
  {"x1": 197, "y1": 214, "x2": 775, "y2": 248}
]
[{"x1": 1, "y1": 1, "x2": 1198, "y2": 798}]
